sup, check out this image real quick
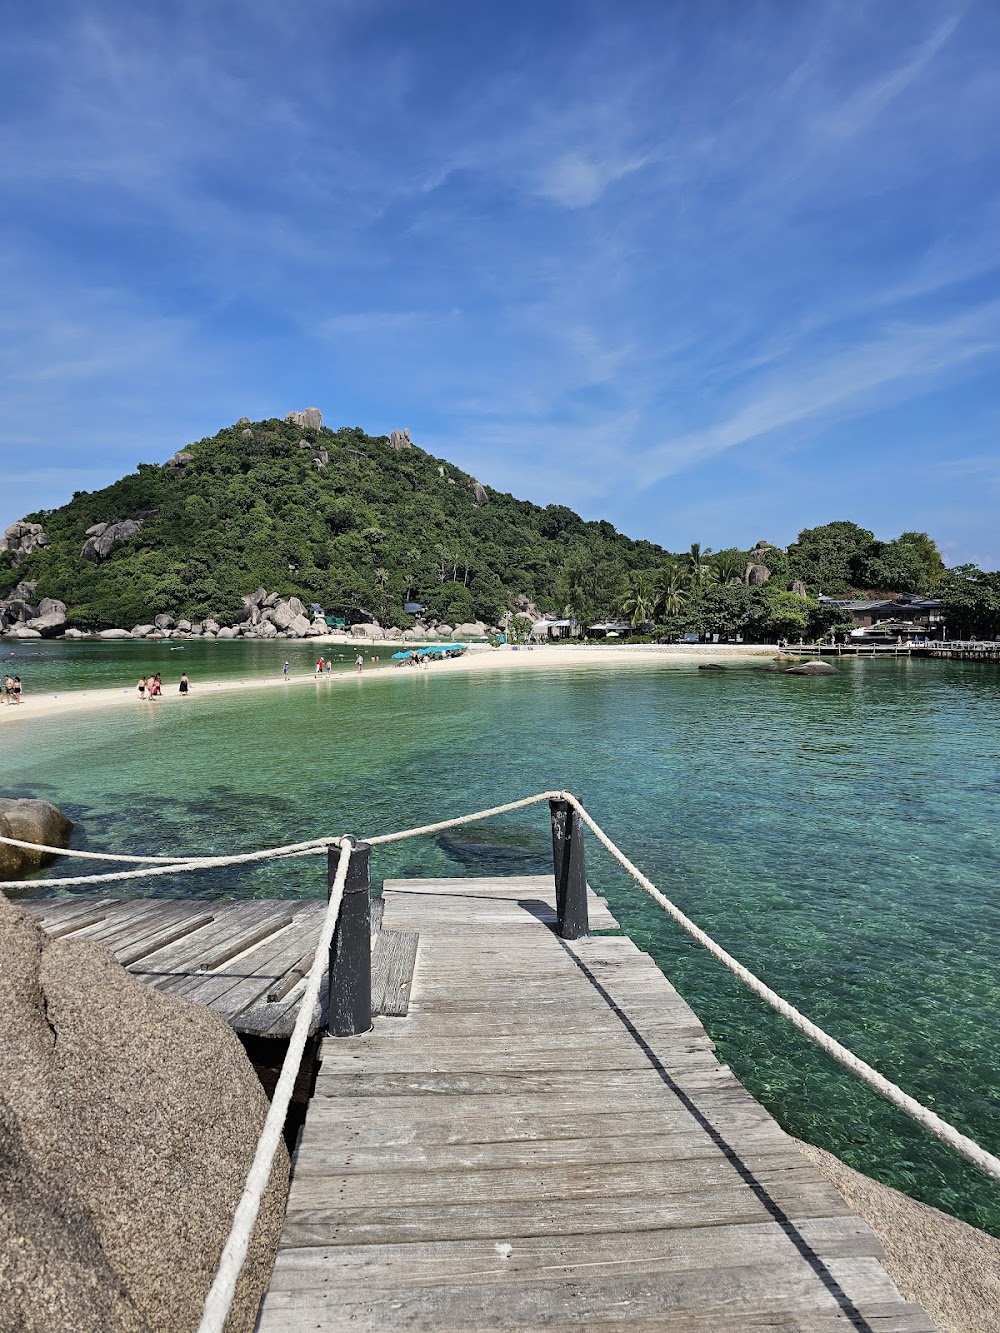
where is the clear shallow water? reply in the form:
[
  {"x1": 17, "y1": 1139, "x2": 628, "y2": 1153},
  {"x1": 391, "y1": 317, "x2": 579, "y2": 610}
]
[
  {"x1": 3, "y1": 651, "x2": 999, "y2": 1234},
  {"x1": 0, "y1": 637, "x2": 398, "y2": 694}
]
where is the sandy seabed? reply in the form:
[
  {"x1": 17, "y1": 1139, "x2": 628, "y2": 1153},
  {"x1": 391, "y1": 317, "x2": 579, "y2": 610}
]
[{"x1": 0, "y1": 642, "x2": 784, "y2": 728}]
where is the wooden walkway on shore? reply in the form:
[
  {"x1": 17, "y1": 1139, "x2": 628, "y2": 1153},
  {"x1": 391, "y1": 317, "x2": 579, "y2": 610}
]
[
  {"x1": 20, "y1": 894, "x2": 410, "y2": 1038},
  {"x1": 257, "y1": 875, "x2": 932, "y2": 1332}
]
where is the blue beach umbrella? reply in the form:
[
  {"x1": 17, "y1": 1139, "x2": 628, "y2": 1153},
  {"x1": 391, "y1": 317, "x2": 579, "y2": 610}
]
[{"x1": 391, "y1": 650, "x2": 412, "y2": 659}]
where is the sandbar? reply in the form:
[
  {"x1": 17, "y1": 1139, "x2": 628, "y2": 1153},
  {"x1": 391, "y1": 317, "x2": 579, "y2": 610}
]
[{"x1": 0, "y1": 642, "x2": 784, "y2": 728}]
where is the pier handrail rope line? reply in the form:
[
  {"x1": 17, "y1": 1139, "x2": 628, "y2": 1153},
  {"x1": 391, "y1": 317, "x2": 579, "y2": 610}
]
[
  {"x1": 196, "y1": 837, "x2": 354, "y2": 1333},
  {"x1": 8, "y1": 793, "x2": 997, "y2": 1331}
]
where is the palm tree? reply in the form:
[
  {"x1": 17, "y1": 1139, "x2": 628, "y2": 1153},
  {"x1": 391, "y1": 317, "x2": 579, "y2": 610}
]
[
  {"x1": 620, "y1": 572, "x2": 655, "y2": 628},
  {"x1": 374, "y1": 567, "x2": 389, "y2": 589},
  {"x1": 683, "y1": 542, "x2": 713, "y2": 589},
  {"x1": 654, "y1": 568, "x2": 688, "y2": 618},
  {"x1": 711, "y1": 550, "x2": 745, "y2": 586}
]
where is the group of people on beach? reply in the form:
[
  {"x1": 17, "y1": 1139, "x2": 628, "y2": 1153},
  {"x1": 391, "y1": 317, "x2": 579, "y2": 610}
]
[
  {"x1": 2, "y1": 674, "x2": 23, "y2": 704},
  {"x1": 137, "y1": 672, "x2": 189, "y2": 699}
]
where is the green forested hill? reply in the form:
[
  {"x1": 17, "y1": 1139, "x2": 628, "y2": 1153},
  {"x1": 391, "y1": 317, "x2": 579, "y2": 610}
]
[{"x1": 1, "y1": 417, "x2": 669, "y2": 629}]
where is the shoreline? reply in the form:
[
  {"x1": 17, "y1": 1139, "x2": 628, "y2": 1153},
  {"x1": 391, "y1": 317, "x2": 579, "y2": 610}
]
[{"x1": 0, "y1": 642, "x2": 785, "y2": 727}]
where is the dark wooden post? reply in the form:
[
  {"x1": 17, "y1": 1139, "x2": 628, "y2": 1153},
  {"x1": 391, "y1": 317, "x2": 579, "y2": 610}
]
[
  {"x1": 549, "y1": 799, "x2": 589, "y2": 939},
  {"x1": 328, "y1": 839, "x2": 372, "y2": 1036}
]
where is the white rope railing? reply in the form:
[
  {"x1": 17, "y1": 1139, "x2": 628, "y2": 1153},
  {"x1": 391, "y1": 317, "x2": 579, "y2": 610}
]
[
  {"x1": 556, "y1": 791, "x2": 1000, "y2": 1186},
  {"x1": 0, "y1": 834, "x2": 340, "y2": 891},
  {"x1": 196, "y1": 837, "x2": 354, "y2": 1333}
]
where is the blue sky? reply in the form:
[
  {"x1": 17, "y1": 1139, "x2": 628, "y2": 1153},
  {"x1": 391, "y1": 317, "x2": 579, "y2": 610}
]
[{"x1": 2, "y1": 1, "x2": 999, "y2": 565}]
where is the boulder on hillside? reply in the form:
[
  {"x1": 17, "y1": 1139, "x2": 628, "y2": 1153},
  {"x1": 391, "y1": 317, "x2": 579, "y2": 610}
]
[
  {"x1": 745, "y1": 562, "x2": 771, "y2": 586},
  {"x1": 163, "y1": 451, "x2": 193, "y2": 472},
  {"x1": 81, "y1": 519, "x2": 144, "y2": 562},
  {"x1": 470, "y1": 481, "x2": 488, "y2": 506},
  {"x1": 257, "y1": 621, "x2": 278, "y2": 639},
  {"x1": 0, "y1": 522, "x2": 50, "y2": 563},
  {"x1": 99, "y1": 629, "x2": 132, "y2": 640},
  {"x1": 287, "y1": 597, "x2": 305, "y2": 618},
  {"x1": 268, "y1": 602, "x2": 296, "y2": 632},
  {"x1": 286, "y1": 615, "x2": 311, "y2": 637},
  {"x1": 26, "y1": 611, "x2": 66, "y2": 639},
  {"x1": 389, "y1": 428, "x2": 412, "y2": 450},
  {"x1": 0, "y1": 895, "x2": 288, "y2": 1333},
  {"x1": 791, "y1": 580, "x2": 808, "y2": 597},
  {"x1": 285, "y1": 408, "x2": 323, "y2": 430},
  {"x1": 202, "y1": 619, "x2": 220, "y2": 634},
  {"x1": 175, "y1": 620, "x2": 192, "y2": 633},
  {"x1": 351, "y1": 623, "x2": 385, "y2": 639},
  {"x1": 454, "y1": 622, "x2": 487, "y2": 638},
  {"x1": 0, "y1": 799, "x2": 73, "y2": 880},
  {"x1": 38, "y1": 598, "x2": 66, "y2": 617},
  {"x1": 153, "y1": 614, "x2": 174, "y2": 631},
  {"x1": 245, "y1": 587, "x2": 268, "y2": 608}
]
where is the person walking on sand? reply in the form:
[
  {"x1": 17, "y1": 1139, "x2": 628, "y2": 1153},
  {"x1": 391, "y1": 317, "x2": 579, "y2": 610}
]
[
  {"x1": 138, "y1": 675, "x2": 148, "y2": 701},
  {"x1": 149, "y1": 673, "x2": 162, "y2": 699},
  {"x1": 283, "y1": 660, "x2": 290, "y2": 677},
  {"x1": 315, "y1": 656, "x2": 324, "y2": 676},
  {"x1": 179, "y1": 672, "x2": 190, "y2": 696},
  {"x1": 355, "y1": 653, "x2": 364, "y2": 673},
  {"x1": 325, "y1": 658, "x2": 333, "y2": 675},
  {"x1": 10, "y1": 676, "x2": 22, "y2": 704},
  {"x1": 2, "y1": 674, "x2": 12, "y2": 705}
]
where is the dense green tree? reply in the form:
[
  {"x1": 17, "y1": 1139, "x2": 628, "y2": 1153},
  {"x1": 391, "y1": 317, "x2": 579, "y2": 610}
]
[
  {"x1": 935, "y1": 565, "x2": 1000, "y2": 639},
  {"x1": 787, "y1": 521, "x2": 875, "y2": 593}
]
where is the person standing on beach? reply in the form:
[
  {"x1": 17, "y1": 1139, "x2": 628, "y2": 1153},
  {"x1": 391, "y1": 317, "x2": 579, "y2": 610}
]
[
  {"x1": 324, "y1": 658, "x2": 333, "y2": 675},
  {"x1": 315, "y1": 656, "x2": 324, "y2": 676},
  {"x1": 2, "y1": 675, "x2": 12, "y2": 705},
  {"x1": 179, "y1": 672, "x2": 190, "y2": 696},
  {"x1": 10, "y1": 676, "x2": 22, "y2": 704},
  {"x1": 149, "y1": 674, "x2": 162, "y2": 699},
  {"x1": 355, "y1": 653, "x2": 364, "y2": 673},
  {"x1": 138, "y1": 675, "x2": 148, "y2": 700},
  {"x1": 283, "y1": 660, "x2": 290, "y2": 677}
]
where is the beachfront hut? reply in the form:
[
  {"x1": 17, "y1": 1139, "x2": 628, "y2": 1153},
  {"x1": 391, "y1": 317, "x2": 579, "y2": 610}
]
[{"x1": 529, "y1": 618, "x2": 579, "y2": 642}]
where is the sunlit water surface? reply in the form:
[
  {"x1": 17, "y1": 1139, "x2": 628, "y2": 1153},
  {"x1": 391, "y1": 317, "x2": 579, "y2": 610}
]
[{"x1": 3, "y1": 647, "x2": 999, "y2": 1233}]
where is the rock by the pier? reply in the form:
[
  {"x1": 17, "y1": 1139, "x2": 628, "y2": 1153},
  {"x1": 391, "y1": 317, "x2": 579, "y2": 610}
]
[
  {"x1": 286, "y1": 407, "x2": 323, "y2": 430},
  {"x1": 785, "y1": 659, "x2": 839, "y2": 675},
  {"x1": 0, "y1": 798, "x2": 73, "y2": 879},
  {"x1": 99, "y1": 629, "x2": 132, "y2": 639},
  {"x1": 0, "y1": 896, "x2": 288, "y2": 1333},
  {"x1": 81, "y1": 519, "x2": 144, "y2": 561}
]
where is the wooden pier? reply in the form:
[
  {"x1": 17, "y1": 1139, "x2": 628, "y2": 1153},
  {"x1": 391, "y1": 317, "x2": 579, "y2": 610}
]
[{"x1": 256, "y1": 874, "x2": 932, "y2": 1332}]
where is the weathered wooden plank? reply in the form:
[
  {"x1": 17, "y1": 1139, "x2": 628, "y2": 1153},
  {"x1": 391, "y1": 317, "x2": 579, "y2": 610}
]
[
  {"x1": 316, "y1": 1039, "x2": 718, "y2": 1076},
  {"x1": 265, "y1": 1216, "x2": 886, "y2": 1292},
  {"x1": 310, "y1": 1066, "x2": 744, "y2": 1100},
  {"x1": 291, "y1": 1122, "x2": 795, "y2": 1176},
  {"x1": 21, "y1": 895, "x2": 116, "y2": 929},
  {"x1": 277, "y1": 1176, "x2": 855, "y2": 1250},
  {"x1": 285, "y1": 1151, "x2": 823, "y2": 1211},
  {"x1": 370, "y1": 929, "x2": 418, "y2": 1017},
  {"x1": 128, "y1": 901, "x2": 292, "y2": 983}
]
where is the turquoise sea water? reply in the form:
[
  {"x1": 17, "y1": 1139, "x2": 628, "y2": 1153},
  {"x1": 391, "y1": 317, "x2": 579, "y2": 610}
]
[{"x1": 3, "y1": 646, "x2": 999, "y2": 1233}]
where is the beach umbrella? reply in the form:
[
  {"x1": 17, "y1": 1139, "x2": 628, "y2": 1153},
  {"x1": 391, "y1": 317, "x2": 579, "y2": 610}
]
[{"x1": 391, "y1": 650, "x2": 412, "y2": 659}]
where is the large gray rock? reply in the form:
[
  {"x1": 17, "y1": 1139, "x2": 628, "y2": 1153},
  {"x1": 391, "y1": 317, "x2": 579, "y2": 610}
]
[
  {"x1": 202, "y1": 619, "x2": 220, "y2": 634},
  {"x1": 0, "y1": 895, "x2": 288, "y2": 1332},
  {"x1": 216, "y1": 626, "x2": 236, "y2": 639},
  {"x1": 81, "y1": 519, "x2": 144, "y2": 561},
  {"x1": 785, "y1": 660, "x2": 839, "y2": 675},
  {"x1": 0, "y1": 799, "x2": 73, "y2": 880},
  {"x1": 26, "y1": 610, "x2": 67, "y2": 638},
  {"x1": 745, "y1": 562, "x2": 771, "y2": 586},
  {"x1": 38, "y1": 598, "x2": 66, "y2": 617},
  {"x1": 153, "y1": 614, "x2": 174, "y2": 631},
  {"x1": 130, "y1": 625, "x2": 155, "y2": 639},
  {"x1": 471, "y1": 480, "x2": 487, "y2": 506},
  {"x1": 268, "y1": 602, "x2": 297, "y2": 631},
  {"x1": 287, "y1": 596, "x2": 305, "y2": 618},
  {"x1": 257, "y1": 620, "x2": 278, "y2": 639},
  {"x1": 175, "y1": 620, "x2": 192, "y2": 633},
  {"x1": 389, "y1": 428, "x2": 412, "y2": 450},
  {"x1": 351, "y1": 623, "x2": 385, "y2": 639},
  {"x1": 163, "y1": 450, "x2": 193, "y2": 472},
  {"x1": 454, "y1": 622, "x2": 488, "y2": 638},
  {"x1": 99, "y1": 629, "x2": 132, "y2": 639},
  {"x1": 12, "y1": 626, "x2": 42, "y2": 639},
  {"x1": 63, "y1": 628, "x2": 88, "y2": 639},
  {"x1": 285, "y1": 407, "x2": 323, "y2": 430},
  {"x1": 791, "y1": 580, "x2": 808, "y2": 597},
  {"x1": 286, "y1": 614, "x2": 311, "y2": 637},
  {"x1": 0, "y1": 521, "x2": 50, "y2": 564},
  {"x1": 245, "y1": 587, "x2": 268, "y2": 608}
]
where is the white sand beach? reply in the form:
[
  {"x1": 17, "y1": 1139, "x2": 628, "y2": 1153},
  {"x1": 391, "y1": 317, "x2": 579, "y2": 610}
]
[{"x1": 0, "y1": 642, "x2": 785, "y2": 728}]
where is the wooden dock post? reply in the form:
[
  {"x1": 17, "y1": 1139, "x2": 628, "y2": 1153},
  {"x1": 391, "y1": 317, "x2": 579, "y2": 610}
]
[
  {"x1": 549, "y1": 798, "x2": 589, "y2": 940},
  {"x1": 328, "y1": 839, "x2": 372, "y2": 1037}
]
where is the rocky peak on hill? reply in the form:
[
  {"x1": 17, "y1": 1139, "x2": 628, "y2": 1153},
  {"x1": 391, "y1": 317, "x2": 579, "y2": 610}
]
[
  {"x1": 285, "y1": 407, "x2": 323, "y2": 430},
  {"x1": 0, "y1": 521, "x2": 50, "y2": 564}
]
